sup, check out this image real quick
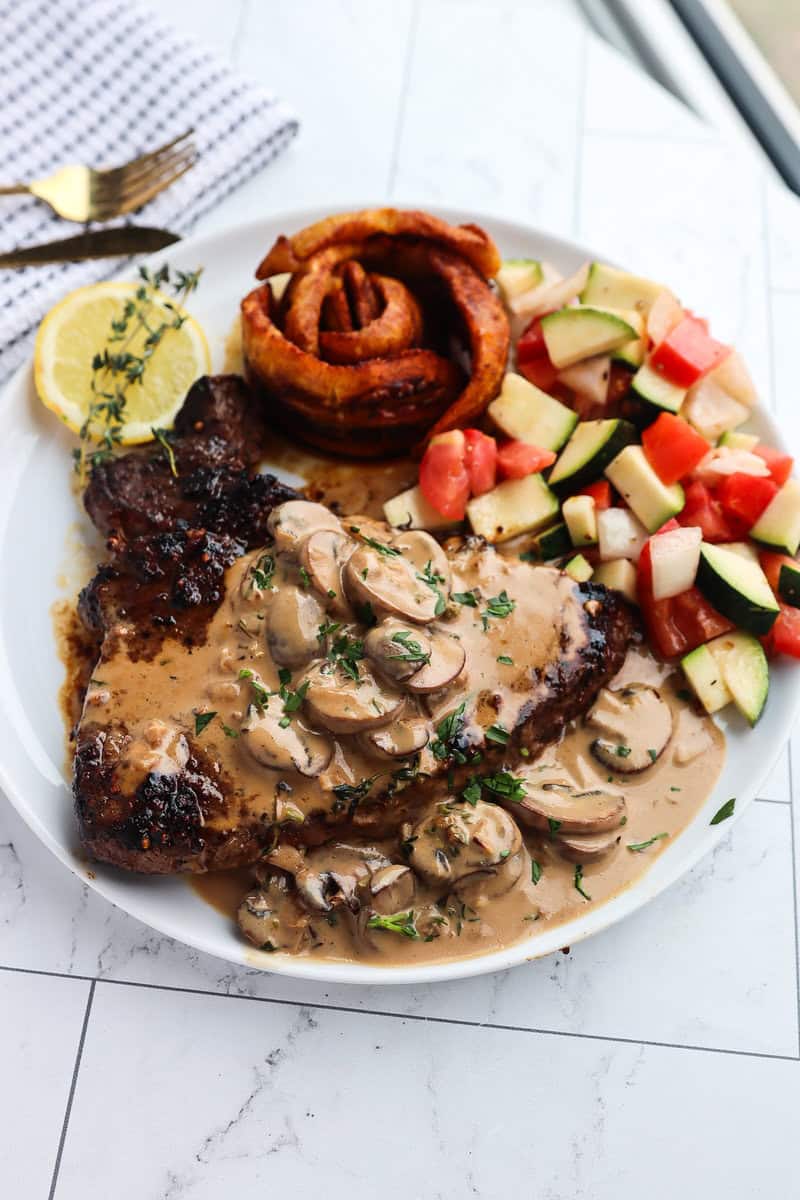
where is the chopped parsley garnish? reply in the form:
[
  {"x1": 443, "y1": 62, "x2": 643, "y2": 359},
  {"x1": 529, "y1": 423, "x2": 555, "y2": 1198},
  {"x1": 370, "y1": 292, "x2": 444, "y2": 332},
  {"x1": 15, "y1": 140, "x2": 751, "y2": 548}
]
[
  {"x1": 355, "y1": 530, "x2": 400, "y2": 557},
  {"x1": 280, "y1": 680, "x2": 309, "y2": 716},
  {"x1": 647, "y1": 748, "x2": 658, "y2": 762},
  {"x1": 452, "y1": 590, "x2": 478, "y2": 608},
  {"x1": 627, "y1": 832, "x2": 668, "y2": 852},
  {"x1": 481, "y1": 771, "x2": 527, "y2": 802},
  {"x1": 497, "y1": 655, "x2": 513, "y2": 666},
  {"x1": 710, "y1": 797, "x2": 736, "y2": 825},
  {"x1": 481, "y1": 589, "x2": 515, "y2": 630},
  {"x1": 367, "y1": 910, "x2": 419, "y2": 939},
  {"x1": 250, "y1": 552, "x2": 275, "y2": 590},
  {"x1": 431, "y1": 702, "x2": 468, "y2": 764},
  {"x1": 547, "y1": 817, "x2": 562, "y2": 837},
  {"x1": 298, "y1": 566, "x2": 311, "y2": 588},
  {"x1": 485, "y1": 724, "x2": 510, "y2": 745},
  {"x1": 670, "y1": 786, "x2": 682, "y2": 793},
  {"x1": 317, "y1": 620, "x2": 342, "y2": 641},
  {"x1": 388, "y1": 630, "x2": 431, "y2": 664},
  {"x1": 531, "y1": 859, "x2": 542, "y2": 885},
  {"x1": 194, "y1": 711, "x2": 217, "y2": 735},
  {"x1": 461, "y1": 777, "x2": 483, "y2": 806},
  {"x1": 238, "y1": 669, "x2": 271, "y2": 710},
  {"x1": 615, "y1": 745, "x2": 632, "y2": 758},
  {"x1": 574, "y1": 864, "x2": 591, "y2": 901},
  {"x1": 328, "y1": 632, "x2": 365, "y2": 681},
  {"x1": 222, "y1": 723, "x2": 239, "y2": 739},
  {"x1": 417, "y1": 559, "x2": 447, "y2": 615},
  {"x1": 327, "y1": 588, "x2": 337, "y2": 599},
  {"x1": 332, "y1": 775, "x2": 377, "y2": 816}
]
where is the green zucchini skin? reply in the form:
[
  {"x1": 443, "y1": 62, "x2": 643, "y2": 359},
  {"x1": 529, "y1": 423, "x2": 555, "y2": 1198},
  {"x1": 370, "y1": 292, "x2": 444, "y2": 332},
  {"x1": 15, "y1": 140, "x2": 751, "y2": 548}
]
[
  {"x1": 696, "y1": 547, "x2": 779, "y2": 636},
  {"x1": 778, "y1": 563, "x2": 800, "y2": 608},
  {"x1": 549, "y1": 419, "x2": 636, "y2": 496}
]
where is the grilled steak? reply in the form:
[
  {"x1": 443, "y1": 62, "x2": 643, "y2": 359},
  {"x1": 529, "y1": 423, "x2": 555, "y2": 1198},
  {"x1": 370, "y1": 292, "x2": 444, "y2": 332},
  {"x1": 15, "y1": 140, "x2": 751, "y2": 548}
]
[
  {"x1": 83, "y1": 374, "x2": 296, "y2": 543},
  {"x1": 74, "y1": 487, "x2": 632, "y2": 873}
]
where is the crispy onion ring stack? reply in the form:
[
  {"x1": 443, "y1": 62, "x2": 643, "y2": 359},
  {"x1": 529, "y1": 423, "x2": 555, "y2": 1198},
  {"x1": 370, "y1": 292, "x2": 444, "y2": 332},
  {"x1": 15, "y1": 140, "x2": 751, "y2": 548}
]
[{"x1": 240, "y1": 208, "x2": 510, "y2": 457}]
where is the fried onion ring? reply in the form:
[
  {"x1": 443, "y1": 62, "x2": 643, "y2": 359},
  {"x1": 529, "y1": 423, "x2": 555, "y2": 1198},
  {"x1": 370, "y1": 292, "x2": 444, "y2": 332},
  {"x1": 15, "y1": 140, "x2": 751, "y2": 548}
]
[
  {"x1": 256, "y1": 207, "x2": 501, "y2": 281},
  {"x1": 319, "y1": 275, "x2": 423, "y2": 365},
  {"x1": 241, "y1": 285, "x2": 461, "y2": 457}
]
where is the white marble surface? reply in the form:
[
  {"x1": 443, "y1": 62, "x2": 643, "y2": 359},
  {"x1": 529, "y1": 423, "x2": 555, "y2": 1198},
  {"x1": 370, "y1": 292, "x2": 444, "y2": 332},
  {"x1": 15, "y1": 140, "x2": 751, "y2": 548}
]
[{"x1": 2, "y1": 1, "x2": 800, "y2": 1196}]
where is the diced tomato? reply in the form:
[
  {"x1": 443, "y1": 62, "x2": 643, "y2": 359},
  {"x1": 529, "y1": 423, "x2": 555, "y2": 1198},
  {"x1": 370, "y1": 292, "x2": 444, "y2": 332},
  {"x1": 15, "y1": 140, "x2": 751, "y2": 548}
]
[
  {"x1": 760, "y1": 550, "x2": 796, "y2": 594},
  {"x1": 577, "y1": 480, "x2": 612, "y2": 510},
  {"x1": 419, "y1": 430, "x2": 470, "y2": 520},
  {"x1": 650, "y1": 316, "x2": 730, "y2": 387},
  {"x1": 754, "y1": 444, "x2": 793, "y2": 488},
  {"x1": 677, "y1": 480, "x2": 746, "y2": 543},
  {"x1": 762, "y1": 606, "x2": 800, "y2": 659},
  {"x1": 516, "y1": 317, "x2": 548, "y2": 365},
  {"x1": 496, "y1": 440, "x2": 556, "y2": 480},
  {"x1": 717, "y1": 472, "x2": 778, "y2": 529},
  {"x1": 463, "y1": 429, "x2": 497, "y2": 496},
  {"x1": 641, "y1": 412, "x2": 710, "y2": 485},
  {"x1": 638, "y1": 537, "x2": 733, "y2": 658},
  {"x1": 517, "y1": 358, "x2": 560, "y2": 391}
]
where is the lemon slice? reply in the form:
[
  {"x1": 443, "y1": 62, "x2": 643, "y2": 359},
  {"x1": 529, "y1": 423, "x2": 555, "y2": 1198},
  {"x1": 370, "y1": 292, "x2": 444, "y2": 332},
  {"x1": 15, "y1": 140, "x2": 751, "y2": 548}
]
[{"x1": 34, "y1": 281, "x2": 210, "y2": 445}]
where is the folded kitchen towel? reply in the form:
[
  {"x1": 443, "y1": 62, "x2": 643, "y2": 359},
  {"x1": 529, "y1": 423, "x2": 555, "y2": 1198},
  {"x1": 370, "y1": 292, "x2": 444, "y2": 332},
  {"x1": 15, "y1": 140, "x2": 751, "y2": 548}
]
[{"x1": 0, "y1": 0, "x2": 298, "y2": 383}]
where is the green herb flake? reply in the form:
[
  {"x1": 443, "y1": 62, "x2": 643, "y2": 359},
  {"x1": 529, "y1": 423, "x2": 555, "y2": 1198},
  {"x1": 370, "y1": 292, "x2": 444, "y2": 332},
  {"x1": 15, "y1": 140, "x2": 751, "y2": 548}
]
[
  {"x1": 627, "y1": 832, "x2": 668, "y2": 852},
  {"x1": 481, "y1": 589, "x2": 516, "y2": 629},
  {"x1": 647, "y1": 748, "x2": 658, "y2": 762},
  {"x1": 431, "y1": 702, "x2": 468, "y2": 764},
  {"x1": 389, "y1": 630, "x2": 431, "y2": 665},
  {"x1": 152, "y1": 427, "x2": 178, "y2": 478},
  {"x1": 222, "y1": 723, "x2": 239, "y2": 739},
  {"x1": 194, "y1": 711, "x2": 217, "y2": 736},
  {"x1": 497, "y1": 654, "x2": 514, "y2": 665},
  {"x1": 461, "y1": 778, "x2": 482, "y2": 806},
  {"x1": 574, "y1": 864, "x2": 591, "y2": 901},
  {"x1": 531, "y1": 859, "x2": 542, "y2": 886},
  {"x1": 332, "y1": 775, "x2": 377, "y2": 816},
  {"x1": 298, "y1": 566, "x2": 311, "y2": 588},
  {"x1": 670, "y1": 786, "x2": 682, "y2": 793},
  {"x1": 359, "y1": 533, "x2": 400, "y2": 557},
  {"x1": 710, "y1": 798, "x2": 736, "y2": 826},
  {"x1": 485, "y1": 724, "x2": 510, "y2": 745},
  {"x1": 452, "y1": 590, "x2": 478, "y2": 608},
  {"x1": 616, "y1": 745, "x2": 632, "y2": 758},
  {"x1": 250, "y1": 552, "x2": 275, "y2": 591},
  {"x1": 367, "y1": 910, "x2": 419, "y2": 939},
  {"x1": 547, "y1": 817, "x2": 562, "y2": 837},
  {"x1": 482, "y1": 771, "x2": 527, "y2": 802}
]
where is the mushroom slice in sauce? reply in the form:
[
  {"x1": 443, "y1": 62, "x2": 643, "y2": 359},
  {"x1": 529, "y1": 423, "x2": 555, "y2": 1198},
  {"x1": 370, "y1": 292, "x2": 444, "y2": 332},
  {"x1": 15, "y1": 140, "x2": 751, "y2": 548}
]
[
  {"x1": 361, "y1": 717, "x2": 430, "y2": 759},
  {"x1": 301, "y1": 660, "x2": 405, "y2": 734},
  {"x1": 365, "y1": 618, "x2": 433, "y2": 683},
  {"x1": 344, "y1": 541, "x2": 445, "y2": 623},
  {"x1": 555, "y1": 829, "x2": 622, "y2": 864},
  {"x1": 391, "y1": 529, "x2": 451, "y2": 595},
  {"x1": 513, "y1": 781, "x2": 626, "y2": 834},
  {"x1": 369, "y1": 864, "x2": 416, "y2": 915},
  {"x1": 266, "y1": 584, "x2": 326, "y2": 668},
  {"x1": 409, "y1": 800, "x2": 523, "y2": 900},
  {"x1": 237, "y1": 876, "x2": 311, "y2": 953},
  {"x1": 240, "y1": 697, "x2": 333, "y2": 777},
  {"x1": 588, "y1": 683, "x2": 673, "y2": 773},
  {"x1": 298, "y1": 528, "x2": 355, "y2": 616},
  {"x1": 267, "y1": 499, "x2": 343, "y2": 553},
  {"x1": 298, "y1": 843, "x2": 390, "y2": 912},
  {"x1": 405, "y1": 628, "x2": 466, "y2": 694}
]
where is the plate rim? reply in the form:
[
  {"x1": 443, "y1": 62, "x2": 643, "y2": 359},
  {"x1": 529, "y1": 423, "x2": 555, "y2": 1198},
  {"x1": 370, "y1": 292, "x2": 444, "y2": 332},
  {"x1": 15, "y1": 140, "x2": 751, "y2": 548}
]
[{"x1": 0, "y1": 201, "x2": 796, "y2": 987}]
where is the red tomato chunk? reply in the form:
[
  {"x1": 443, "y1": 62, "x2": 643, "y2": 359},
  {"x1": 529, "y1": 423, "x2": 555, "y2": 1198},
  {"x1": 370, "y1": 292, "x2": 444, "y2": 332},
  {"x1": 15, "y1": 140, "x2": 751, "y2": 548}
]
[
  {"x1": 650, "y1": 316, "x2": 730, "y2": 387},
  {"x1": 496, "y1": 440, "x2": 555, "y2": 480},
  {"x1": 642, "y1": 412, "x2": 710, "y2": 485}
]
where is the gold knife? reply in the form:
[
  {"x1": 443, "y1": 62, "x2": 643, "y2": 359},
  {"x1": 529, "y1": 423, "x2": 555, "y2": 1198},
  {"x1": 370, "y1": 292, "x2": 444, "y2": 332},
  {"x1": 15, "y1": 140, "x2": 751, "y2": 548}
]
[{"x1": 0, "y1": 226, "x2": 181, "y2": 267}]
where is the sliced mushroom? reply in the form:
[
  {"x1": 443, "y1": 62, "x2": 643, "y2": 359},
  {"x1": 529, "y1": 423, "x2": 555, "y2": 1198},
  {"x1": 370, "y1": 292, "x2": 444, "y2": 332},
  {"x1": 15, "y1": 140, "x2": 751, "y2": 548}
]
[
  {"x1": 365, "y1": 618, "x2": 433, "y2": 682},
  {"x1": 513, "y1": 781, "x2": 626, "y2": 834},
  {"x1": 298, "y1": 843, "x2": 390, "y2": 913},
  {"x1": 237, "y1": 877, "x2": 311, "y2": 953},
  {"x1": 588, "y1": 684, "x2": 673, "y2": 772},
  {"x1": 409, "y1": 800, "x2": 523, "y2": 901},
  {"x1": 405, "y1": 629, "x2": 466, "y2": 694},
  {"x1": 360, "y1": 717, "x2": 430, "y2": 759},
  {"x1": 301, "y1": 660, "x2": 405, "y2": 734},
  {"x1": 556, "y1": 829, "x2": 621, "y2": 864},
  {"x1": 369, "y1": 864, "x2": 416, "y2": 915},
  {"x1": 267, "y1": 500, "x2": 342, "y2": 554},
  {"x1": 344, "y1": 542, "x2": 444, "y2": 623},
  {"x1": 240, "y1": 697, "x2": 333, "y2": 777},
  {"x1": 298, "y1": 528, "x2": 356, "y2": 616},
  {"x1": 390, "y1": 529, "x2": 451, "y2": 595},
  {"x1": 266, "y1": 584, "x2": 326, "y2": 667}
]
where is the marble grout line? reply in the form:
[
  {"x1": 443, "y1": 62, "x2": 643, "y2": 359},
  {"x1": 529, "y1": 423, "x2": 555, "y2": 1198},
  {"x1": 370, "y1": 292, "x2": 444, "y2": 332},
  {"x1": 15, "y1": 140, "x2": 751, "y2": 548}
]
[
  {"x1": 386, "y1": 0, "x2": 419, "y2": 199},
  {"x1": 2, "y1": 964, "x2": 798, "y2": 1066},
  {"x1": 47, "y1": 979, "x2": 95, "y2": 1200},
  {"x1": 572, "y1": 21, "x2": 589, "y2": 238}
]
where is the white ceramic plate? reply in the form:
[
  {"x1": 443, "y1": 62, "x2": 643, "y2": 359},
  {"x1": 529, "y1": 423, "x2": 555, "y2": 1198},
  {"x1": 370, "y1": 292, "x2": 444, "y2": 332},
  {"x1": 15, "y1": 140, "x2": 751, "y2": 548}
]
[{"x1": 0, "y1": 206, "x2": 797, "y2": 986}]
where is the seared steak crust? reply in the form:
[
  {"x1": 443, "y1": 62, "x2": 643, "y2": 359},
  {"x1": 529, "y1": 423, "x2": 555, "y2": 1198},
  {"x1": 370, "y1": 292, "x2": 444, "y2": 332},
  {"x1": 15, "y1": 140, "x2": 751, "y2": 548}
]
[{"x1": 83, "y1": 374, "x2": 295, "y2": 543}]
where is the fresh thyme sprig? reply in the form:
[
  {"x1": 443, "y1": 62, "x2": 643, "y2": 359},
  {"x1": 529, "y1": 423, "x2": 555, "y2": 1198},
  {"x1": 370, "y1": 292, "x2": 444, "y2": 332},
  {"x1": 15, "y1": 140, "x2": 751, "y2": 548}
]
[{"x1": 73, "y1": 264, "x2": 203, "y2": 482}]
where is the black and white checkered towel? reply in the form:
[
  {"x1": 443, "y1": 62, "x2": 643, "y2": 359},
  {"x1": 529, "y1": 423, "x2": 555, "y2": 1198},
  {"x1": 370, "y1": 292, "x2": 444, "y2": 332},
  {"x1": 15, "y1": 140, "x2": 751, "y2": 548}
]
[{"x1": 0, "y1": 0, "x2": 298, "y2": 383}]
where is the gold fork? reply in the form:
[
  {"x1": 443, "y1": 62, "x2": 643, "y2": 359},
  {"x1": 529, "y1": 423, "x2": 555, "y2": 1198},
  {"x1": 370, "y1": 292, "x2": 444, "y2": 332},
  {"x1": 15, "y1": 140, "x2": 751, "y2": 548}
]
[{"x1": 0, "y1": 130, "x2": 197, "y2": 222}]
